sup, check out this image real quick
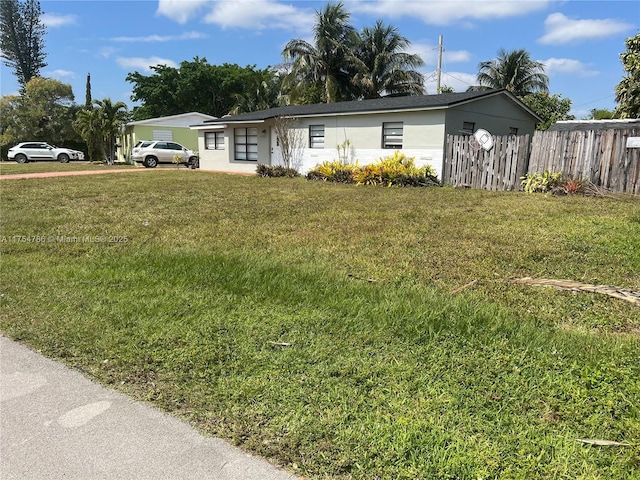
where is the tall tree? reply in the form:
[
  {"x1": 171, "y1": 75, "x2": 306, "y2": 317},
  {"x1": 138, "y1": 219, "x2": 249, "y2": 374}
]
[
  {"x1": 470, "y1": 48, "x2": 548, "y2": 96},
  {"x1": 74, "y1": 98, "x2": 128, "y2": 164},
  {"x1": 95, "y1": 98, "x2": 128, "y2": 165},
  {"x1": 282, "y1": 2, "x2": 357, "y2": 103},
  {"x1": 126, "y1": 57, "x2": 277, "y2": 119},
  {"x1": 0, "y1": 77, "x2": 77, "y2": 148},
  {"x1": 74, "y1": 106, "x2": 104, "y2": 162},
  {"x1": 229, "y1": 69, "x2": 282, "y2": 114},
  {"x1": 614, "y1": 32, "x2": 640, "y2": 119},
  {"x1": 521, "y1": 92, "x2": 574, "y2": 130},
  {"x1": 85, "y1": 72, "x2": 92, "y2": 108},
  {"x1": 0, "y1": 0, "x2": 47, "y2": 88},
  {"x1": 351, "y1": 20, "x2": 425, "y2": 99}
]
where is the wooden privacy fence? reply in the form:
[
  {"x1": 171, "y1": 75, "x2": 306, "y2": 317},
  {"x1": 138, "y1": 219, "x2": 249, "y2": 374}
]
[
  {"x1": 444, "y1": 134, "x2": 530, "y2": 191},
  {"x1": 528, "y1": 128, "x2": 640, "y2": 195}
]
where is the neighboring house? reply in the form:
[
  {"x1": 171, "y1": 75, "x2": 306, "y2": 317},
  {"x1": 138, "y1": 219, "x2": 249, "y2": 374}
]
[
  {"x1": 547, "y1": 118, "x2": 640, "y2": 132},
  {"x1": 119, "y1": 112, "x2": 216, "y2": 163},
  {"x1": 190, "y1": 89, "x2": 540, "y2": 179}
]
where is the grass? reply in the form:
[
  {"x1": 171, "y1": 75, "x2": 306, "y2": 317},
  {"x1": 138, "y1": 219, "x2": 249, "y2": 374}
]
[
  {"x1": 1, "y1": 171, "x2": 639, "y2": 479},
  {"x1": 0, "y1": 160, "x2": 187, "y2": 175}
]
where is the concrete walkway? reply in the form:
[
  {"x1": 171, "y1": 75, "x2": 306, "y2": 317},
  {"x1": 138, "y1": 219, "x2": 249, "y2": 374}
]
[{"x1": 0, "y1": 335, "x2": 298, "y2": 480}]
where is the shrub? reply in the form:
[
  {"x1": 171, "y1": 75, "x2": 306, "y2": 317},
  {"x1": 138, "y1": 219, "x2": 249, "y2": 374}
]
[
  {"x1": 306, "y1": 160, "x2": 356, "y2": 183},
  {"x1": 561, "y1": 176, "x2": 585, "y2": 195},
  {"x1": 307, "y1": 153, "x2": 439, "y2": 187},
  {"x1": 520, "y1": 170, "x2": 563, "y2": 193},
  {"x1": 256, "y1": 164, "x2": 300, "y2": 178},
  {"x1": 351, "y1": 152, "x2": 438, "y2": 187}
]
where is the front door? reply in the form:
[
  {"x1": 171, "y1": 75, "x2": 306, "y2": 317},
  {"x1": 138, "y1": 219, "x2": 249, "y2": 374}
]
[{"x1": 270, "y1": 128, "x2": 283, "y2": 167}]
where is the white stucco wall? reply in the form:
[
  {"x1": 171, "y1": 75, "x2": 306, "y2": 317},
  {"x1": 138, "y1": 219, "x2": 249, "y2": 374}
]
[
  {"x1": 285, "y1": 111, "x2": 446, "y2": 178},
  {"x1": 196, "y1": 110, "x2": 448, "y2": 179}
]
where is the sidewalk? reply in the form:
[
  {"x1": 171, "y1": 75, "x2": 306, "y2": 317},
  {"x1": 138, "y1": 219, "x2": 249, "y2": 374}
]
[{"x1": 0, "y1": 335, "x2": 298, "y2": 480}]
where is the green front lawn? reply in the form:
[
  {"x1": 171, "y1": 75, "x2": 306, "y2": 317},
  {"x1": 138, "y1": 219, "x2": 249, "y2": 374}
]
[
  {"x1": 1, "y1": 172, "x2": 638, "y2": 478},
  {"x1": 0, "y1": 160, "x2": 139, "y2": 175}
]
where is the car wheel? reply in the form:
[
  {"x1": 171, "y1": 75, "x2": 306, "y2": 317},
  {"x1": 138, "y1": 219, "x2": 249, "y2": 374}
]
[
  {"x1": 144, "y1": 156, "x2": 158, "y2": 168},
  {"x1": 58, "y1": 153, "x2": 70, "y2": 163},
  {"x1": 15, "y1": 153, "x2": 28, "y2": 164}
]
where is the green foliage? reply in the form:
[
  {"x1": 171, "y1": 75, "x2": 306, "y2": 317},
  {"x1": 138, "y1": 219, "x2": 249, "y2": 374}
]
[
  {"x1": 307, "y1": 152, "x2": 438, "y2": 187},
  {"x1": 126, "y1": 57, "x2": 279, "y2": 119},
  {"x1": 256, "y1": 164, "x2": 300, "y2": 178},
  {"x1": 0, "y1": 77, "x2": 79, "y2": 149},
  {"x1": 306, "y1": 160, "x2": 356, "y2": 183},
  {"x1": 350, "y1": 20, "x2": 425, "y2": 99},
  {"x1": 470, "y1": 48, "x2": 549, "y2": 96},
  {"x1": 351, "y1": 151, "x2": 437, "y2": 186},
  {"x1": 520, "y1": 170, "x2": 563, "y2": 193},
  {"x1": 0, "y1": 0, "x2": 47, "y2": 88},
  {"x1": 521, "y1": 92, "x2": 575, "y2": 130},
  {"x1": 1, "y1": 172, "x2": 638, "y2": 479},
  {"x1": 587, "y1": 108, "x2": 616, "y2": 120},
  {"x1": 615, "y1": 33, "x2": 640, "y2": 119},
  {"x1": 73, "y1": 98, "x2": 128, "y2": 163},
  {"x1": 282, "y1": 3, "x2": 424, "y2": 103}
]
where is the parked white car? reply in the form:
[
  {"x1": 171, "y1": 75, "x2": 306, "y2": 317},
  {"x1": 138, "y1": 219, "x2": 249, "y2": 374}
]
[
  {"x1": 7, "y1": 142, "x2": 85, "y2": 163},
  {"x1": 131, "y1": 140, "x2": 198, "y2": 168}
]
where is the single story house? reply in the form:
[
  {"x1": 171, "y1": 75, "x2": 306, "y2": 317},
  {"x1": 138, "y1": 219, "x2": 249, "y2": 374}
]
[
  {"x1": 118, "y1": 112, "x2": 216, "y2": 163},
  {"x1": 190, "y1": 89, "x2": 540, "y2": 179}
]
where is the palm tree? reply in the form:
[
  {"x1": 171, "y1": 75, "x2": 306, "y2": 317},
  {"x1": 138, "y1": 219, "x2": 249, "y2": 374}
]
[
  {"x1": 470, "y1": 48, "x2": 548, "y2": 96},
  {"x1": 282, "y1": 2, "x2": 357, "y2": 103},
  {"x1": 74, "y1": 107, "x2": 104, "y2": 162},
  {"x1": 74, "y1": 98, "x2": 128, "y2": 164},
  {"x1": 94, "y1": 98, "x2": 128, "y2": 165},
  {"x1": 351, "y1": 20, "x2": 425, "y2": 99}
]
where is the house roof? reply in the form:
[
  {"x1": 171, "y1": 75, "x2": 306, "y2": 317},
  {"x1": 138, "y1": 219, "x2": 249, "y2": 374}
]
[
  {"x1": 548, "y1": 119, "x2": 640, "y2": 132},
  {"x1": 127, "y1": 112, "x2": 216, "y2": 128},
  {"x1": 196, "y1": 89, "x2": 540, "y2": 126}
]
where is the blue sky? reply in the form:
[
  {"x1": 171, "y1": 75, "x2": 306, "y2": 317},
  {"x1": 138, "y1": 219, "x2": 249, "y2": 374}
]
[{"x1": 1, "y1": 0, "x2": 637, "y2": 118}]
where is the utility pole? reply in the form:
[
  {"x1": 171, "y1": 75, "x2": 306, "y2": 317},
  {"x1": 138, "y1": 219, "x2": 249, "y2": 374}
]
[{"x1": 436, "y1": 35, "x2": 443, "y2": 94}]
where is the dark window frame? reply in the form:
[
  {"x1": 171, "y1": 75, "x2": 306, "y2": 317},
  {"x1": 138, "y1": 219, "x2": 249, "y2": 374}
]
[
  {"x1": 382, "y1": 122, "x2": 403, "y2": 149},
  {"x1": 309, "y1": 125, "x2": 325, "y2": 149},
  {"x1": 205, "y1": 131, "x2": 225, "y2": 150},
  {"x1": 462, "y1": 121, "x2": 475, "y2": 134},
  {"x1": 234, "y1": 127, "x2": 258, "y2": 161}
]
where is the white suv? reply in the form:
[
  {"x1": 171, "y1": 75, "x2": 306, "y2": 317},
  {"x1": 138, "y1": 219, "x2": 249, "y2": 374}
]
[
  {"x1": 8, "y1": 142, "x2": 85, "y2": 163},
  {"x1": 131, "y1": 140, "x2": 198, "y2": 168}
]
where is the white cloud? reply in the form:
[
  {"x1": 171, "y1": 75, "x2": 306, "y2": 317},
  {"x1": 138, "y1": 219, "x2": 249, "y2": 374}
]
[
  {"x1": 538, "y1": 13, "x2": 633, "y2": 44},
  {"x1": 204, "y1": 0, "x2": 315, "y2": 31},
  {"x1": 116, "y1": 56, "x2": 178, "y2": 72},
  {"x1": 111, "y1": 31, "x2": 208, "y2": 42},
  {"x1": 352, "y1": 0, "x2": 549, "y2": 26},
  {"x1": 156, "y1": 0, "x2": 210, "y2": 24},
  {"x1": 99, "y1": 47, "x2": 117, "y2": 58},
  {"x1": 41, "y1": 13, "x2": 77, "y2": 28},
  {"x1": 543, "y1": 57, "x2": 599, "y2": 77},
  {"x1": 46, "y1": 69, "x2": 75, "y2": 79}
]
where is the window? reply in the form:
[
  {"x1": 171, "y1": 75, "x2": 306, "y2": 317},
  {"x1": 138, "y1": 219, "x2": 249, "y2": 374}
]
[
  {"x1": 509, "y1": 127, "x2": 519, "y2": 135},
  {"x1": 166, "y1": 142, "x2": 185, "y2": 151},
  {"x1": 309, "y1": 125, "x2": 325, "y2": 148},
  {"x1": 205, "y1": 132, "x2": 224, "y2": 150},
  {"x1": 234, "y1": 127, "x2": 258, "y2": 161},
  {"x1": 382, "y1": 122, "x2": 403, "y2": 148},
  {"x1": 462, "y1": 122, "x2": 475, "y2": 134},
  {"x1": 152, "y1": 130, "x2": 173, "y2": 141}
]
